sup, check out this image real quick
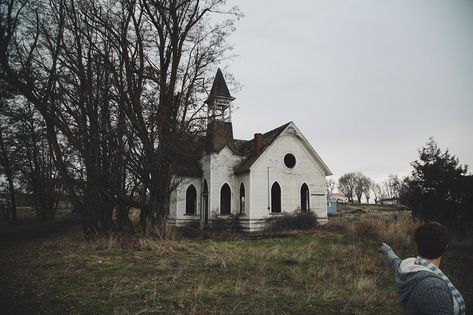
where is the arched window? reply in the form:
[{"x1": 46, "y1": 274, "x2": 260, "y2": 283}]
[
  {"x1": 186, "y1": 184, "x2": 197, "y2": 214},
  {"x1": 301, "y1": 183, "x2": 310, "y2": 212},
  {"x1": 239, "y1": 183, "x2": 245, "y2": 214},
  {"x1": 271, "y1": 182, "x2": 281, "y2": 213},
  {"x1": 220, "y1": 183, "x2": 231, "y2": 215},
  {"x1": 203, "y1": 179, "x2": 209, "y2": 223}
]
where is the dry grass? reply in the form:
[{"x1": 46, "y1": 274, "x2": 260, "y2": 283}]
[
  {"x1": 0, "y1": 230, "x2": 401, "y2": 314},
  {"x1": 1, "y1": 211, "x2": 471, "y2": 315}
]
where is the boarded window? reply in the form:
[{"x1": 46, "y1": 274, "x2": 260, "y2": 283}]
[
  {"x1": 271, "y1": 182, "x2": 281, "y2": 213},
  {"x1": 301, "y1": 183, "x2": 310, "y2": 212},
  {"x1": 186, "y1": 185, "x2": 197, "y2": 214},
  {"x1": 220, "y1": 183, "x2": 231, "y2": 215}
]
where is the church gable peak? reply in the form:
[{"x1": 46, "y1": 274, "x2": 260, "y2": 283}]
[{"x1": 283, "y1": 123, "x2": 298, "y2": 136}]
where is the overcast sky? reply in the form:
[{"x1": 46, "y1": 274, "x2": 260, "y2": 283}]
[{"x1": 222, "y1": 0, "x2": 473, "y2": 183}]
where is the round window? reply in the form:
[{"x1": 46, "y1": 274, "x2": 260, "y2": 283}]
[{"x1": 284, "y1": 153, "x2": 296, "y2": 169}]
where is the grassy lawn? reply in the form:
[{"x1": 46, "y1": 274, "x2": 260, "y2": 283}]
[{"x1": 0, "y1": 209, "x2": 471, "y2": 314}]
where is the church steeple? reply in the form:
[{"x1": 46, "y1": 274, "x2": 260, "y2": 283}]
[{"x1": 205, "y1": 68, "x2": 235, "y2": 122}]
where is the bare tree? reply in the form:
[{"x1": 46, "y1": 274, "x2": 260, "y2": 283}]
[
  {"x1": 382, "y1": 174, "x2": 402, "y2": 199},
  {"x1": 326, "y1": 178, "x2": 335, "y2": 198},
  {"x1": 0, "y1": 0, "x2": 240, "y2": 236},
  {"x1": 338, "y1": 173, "x2": 356, "y2": 203},
  {"x1": 353, "y1": 172, "x2": 371, "y2": 204},
  {"x1": 371, "y1": 183, "x2": 384, "y2": 203},
  {"x1": 362, "y1": 178, "x2": 373, "y2": 204},
  {"x1": 6, "y1": 98, "x2": 61, "y2": 221},
  {"x1": 116, "y1": 0, "x2": 240, "y2": 235}
]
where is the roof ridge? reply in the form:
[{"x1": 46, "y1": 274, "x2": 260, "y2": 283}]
[{"x1": 262, "y1": 122, "x2": 291, "y2": 137}]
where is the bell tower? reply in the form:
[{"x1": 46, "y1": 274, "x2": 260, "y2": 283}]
[
  {"x1": 205, "y1": 68, "x2": 237, "y2": 153},
  {"x1": 205, "y1": 68, "x2": 235, "y2": 122}
]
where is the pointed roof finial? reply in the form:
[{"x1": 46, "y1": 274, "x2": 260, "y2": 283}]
[{"x1": 205, "y1": 68, "x2": 235, "y2": 103}]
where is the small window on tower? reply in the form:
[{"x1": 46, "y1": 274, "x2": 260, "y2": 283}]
[{"x1": 284, "y1": 153, "x2": 296, "y2": 169}]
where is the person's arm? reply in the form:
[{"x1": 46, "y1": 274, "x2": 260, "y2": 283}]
[{"x1": 378, "y1": 243, "x2": 401, "y2": 272}]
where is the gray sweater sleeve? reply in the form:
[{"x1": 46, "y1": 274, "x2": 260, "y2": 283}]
[{"x1": 379, "y1": 243, "x2": 401, "y2": 273}]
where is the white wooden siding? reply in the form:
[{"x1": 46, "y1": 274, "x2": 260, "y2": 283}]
[{"x1": 249, "y1": 132, "x2": 327, "y2": 220}]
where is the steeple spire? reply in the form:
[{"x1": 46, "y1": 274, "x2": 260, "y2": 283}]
[{"x1": 205, "y1": 68, "x2": 235, "y2": 122}]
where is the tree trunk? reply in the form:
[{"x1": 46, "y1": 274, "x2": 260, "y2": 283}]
[
  {"x1": 117, "y1": 204, "x2": 134, "y2": 232},
  {"x1": 0, "y1": 129, "x2": 16, "y2": 223},
  {"x1": 6, "y1": 169, "x2": 17, "y2": 224}
]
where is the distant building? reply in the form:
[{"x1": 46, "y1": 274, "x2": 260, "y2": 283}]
[
  {"x1": 328, "y1": 193, "x2": 348, "y2": 204},
  {"x1": 167, "y1": 69, "x2": 332, "y2": 231},
  {"x1": 376, "y1": 198, "x2": 399, "y2": 205}
]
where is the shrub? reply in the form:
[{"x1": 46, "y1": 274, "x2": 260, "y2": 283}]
[{"x1": 264, "y1": 212, "x2": 318, "y2": 233}]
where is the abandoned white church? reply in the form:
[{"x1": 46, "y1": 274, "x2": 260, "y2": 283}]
[{"x1": 168, "y1": 69, "x2": 332, "y2": 231}]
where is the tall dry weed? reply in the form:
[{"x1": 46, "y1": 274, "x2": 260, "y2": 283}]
[
  {"x1": 325, "y1": 214, "x2": 421, "y2": 249},
  {"x1": 92, "y1": 234, "x2": 122, "y2": 250},
  {"x1": 353, "y1": 215, "x2": 421, "y2": 248}
]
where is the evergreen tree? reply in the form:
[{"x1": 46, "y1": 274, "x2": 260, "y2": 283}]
[{"x1": 402, "y1": 138, "x2": 472, "y2": 230}]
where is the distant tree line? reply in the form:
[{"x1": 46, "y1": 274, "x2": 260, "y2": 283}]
[
  {"x1": 0, "y1": 0, "x2": 240, "y2": 237},
  {"x1": 334, "y1": 172, "x2": 402, "y2": 204}
]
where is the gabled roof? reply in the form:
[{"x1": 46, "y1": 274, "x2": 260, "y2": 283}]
[
  {"x1": 206, "y1": 68, "x2": 234, "y2": 102},
  {"x1": 173, "y1": 135, "x2": 205, "y2": 177},
  {"x1": 174, "y1": 121, "x2": 332, "y2": 177},
  {"x1": 234, "y1": 122, "x2": 291, "y2": 173},
  {"x1": 236, "y1": 122, "x2": 332, "y2": 176}
]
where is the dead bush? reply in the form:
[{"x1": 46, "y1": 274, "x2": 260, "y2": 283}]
[
  {"x1": 320, "y1": 217, "x2": 351, "y2": 233},
  {"x1": 353, "y1": 218, "x2": 382, "y2": 240}
]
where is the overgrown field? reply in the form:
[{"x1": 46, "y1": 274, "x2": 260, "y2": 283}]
[{"x1": 1, "y1": 209, "x2": 472, "y2": 314}]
